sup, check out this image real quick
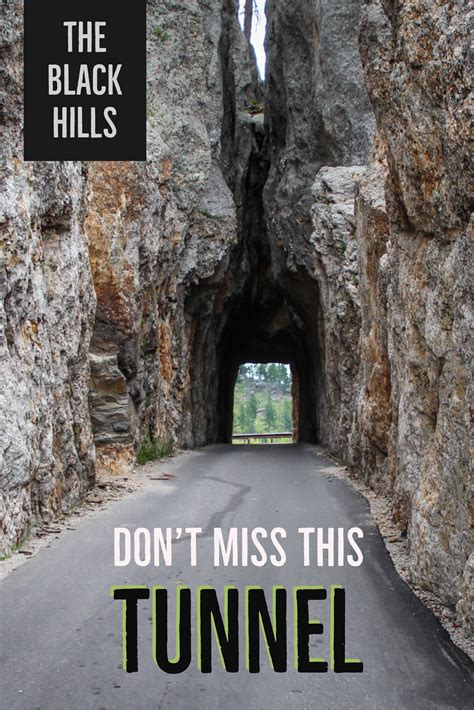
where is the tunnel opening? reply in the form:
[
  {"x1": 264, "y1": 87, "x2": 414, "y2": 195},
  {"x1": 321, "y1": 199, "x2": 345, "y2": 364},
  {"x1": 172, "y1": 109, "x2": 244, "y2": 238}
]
[
  {"x1": 213, "y1": 267, "x2": 325, "y2": 446},
  {"x1": 232, "y1": 363, "x2": 294, "y2": 444}
]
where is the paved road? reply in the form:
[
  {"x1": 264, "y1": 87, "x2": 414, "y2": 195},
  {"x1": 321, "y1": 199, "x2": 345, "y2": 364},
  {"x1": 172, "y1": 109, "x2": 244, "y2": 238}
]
[{"x1": 1, "y1": 445, "x2": 472, "y2": 709}]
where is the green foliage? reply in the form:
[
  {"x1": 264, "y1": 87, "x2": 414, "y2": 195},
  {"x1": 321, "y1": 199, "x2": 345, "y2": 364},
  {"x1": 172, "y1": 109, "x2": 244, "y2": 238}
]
[
  {"x1": 233, "y1": 363, "x2": 293, "y2": 436},
  {"x1": 137, "y1": 436, "x2": 174, "y2": 465},
  {"x1": 0, "y1": 531, "x2": 32, "y2": 560},
  {"x1": 238, "y1": 402, "x2": 247, "y2": 431},
  {"x1": 264, "y1": 394, "x2": 277, "y2": 431},
  {"x1": 283, "y1": 399, "x2": 293, "y2": 431},
  {"x1": 154, "y1": 25, "x2": 170, "y2": 41},
  {"x1": 248, "y1": 392, "x2": 258, "y2": 420},
  {"x1": 245, "y1": 98, "x2": 264, "y2": 115}
]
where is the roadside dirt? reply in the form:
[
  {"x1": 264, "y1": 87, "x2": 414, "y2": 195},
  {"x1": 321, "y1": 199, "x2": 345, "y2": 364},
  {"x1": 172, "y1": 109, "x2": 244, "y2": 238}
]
[{"x1": 0, "y1": 449, "x2": 192, "y2": 582}]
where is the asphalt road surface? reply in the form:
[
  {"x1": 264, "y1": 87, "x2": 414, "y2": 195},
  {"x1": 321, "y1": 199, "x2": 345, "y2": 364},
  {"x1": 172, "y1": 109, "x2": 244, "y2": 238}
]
[{"x1": 1, "y1": 445, "x2": 472, "y2": 709}]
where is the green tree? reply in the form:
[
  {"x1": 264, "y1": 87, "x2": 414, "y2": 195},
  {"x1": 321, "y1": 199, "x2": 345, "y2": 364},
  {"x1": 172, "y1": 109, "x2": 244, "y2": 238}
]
[
  {"x1": 233, "y1": 363, "x2": 294, "y2": 436},
  {"x1": 264, "y1": 394, "x2": 277, "y2": 432},
  {"x1": 239, "y1": 364, "x2": 249, "y2": 382},
  {"x1": 248, "y1": 392, "x2": 258, "y2": 420},
  {"x1": 246, "y1": 413, "x2": 256, "y2": 433},
  {"x1": 267, "y1": 363, "x2": 279, "y2": 392},
  {"x1": 238, "y1": 402, "x2": 247, "y2": 433},
  {"x1": 283, "y1": 399, "x2": 292, "y2": 431}
]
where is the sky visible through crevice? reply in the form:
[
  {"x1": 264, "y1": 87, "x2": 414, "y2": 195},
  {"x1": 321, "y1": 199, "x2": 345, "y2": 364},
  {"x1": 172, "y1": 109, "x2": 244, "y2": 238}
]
[{"x1": 238, "y1": 0, "x2": 267, "y2": 78}]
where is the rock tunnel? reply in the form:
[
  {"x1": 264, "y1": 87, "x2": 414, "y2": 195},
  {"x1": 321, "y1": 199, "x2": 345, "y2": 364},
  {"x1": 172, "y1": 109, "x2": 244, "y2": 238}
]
[
  {"x1": 215, "y1": 269, "x2": 325, "y2": 444},
  {"x1": 176, "y1": 0, "x2": 376, "y2": 453},
  {"x1": 184, "y1": 217, "x2": 327, "y2": 447},
  {"x1": 183, "y1": 87, "x2": 327, "y2": 447}
]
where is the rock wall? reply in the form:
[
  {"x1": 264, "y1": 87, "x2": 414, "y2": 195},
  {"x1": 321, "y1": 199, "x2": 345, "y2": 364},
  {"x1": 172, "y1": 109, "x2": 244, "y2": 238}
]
[
  {"x1": 0, "y1": 7, "x2": 96, "y2": 553},
  {"x1": 262, "y1": 0, "x2": 472, "y2": 628},
  {"x1": 0, "y1": 0, "x2": 258, "y2": 549},
  {"x1": 78, "y1": 0, "x2": 263, "y2": 466},
  {"x1": 263, "y1": 0, "x2": 375, "y2": 445},
  {"x1": 357, "y1": 0, "x2": 473, "y2": 629}
]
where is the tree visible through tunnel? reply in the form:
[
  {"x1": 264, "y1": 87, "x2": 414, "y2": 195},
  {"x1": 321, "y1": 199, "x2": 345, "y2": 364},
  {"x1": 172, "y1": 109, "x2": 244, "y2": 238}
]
[{"x1": 232, "y1": 364, "x2": 293, "y2": 444}]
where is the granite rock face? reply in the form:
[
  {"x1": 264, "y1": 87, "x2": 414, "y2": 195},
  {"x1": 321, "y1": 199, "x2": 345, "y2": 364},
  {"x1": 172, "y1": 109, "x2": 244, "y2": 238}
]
[
  {"x1": 259, "y1": 0, "x2": 472, "y2": 631},
  {"x1": 358, "y1": 0, "x2": 473, "y2": 628},
  {"x1": 0, "y1": 5, "x2": 96, "y2": 552},
  {"x1": 262, "y1": 0, "x2": 472, "y2": 629},
  {"x1": 262, "y1": 0, "x2": 375, "y2": 446},
  {"x1": 349, "y1": 154, "x2": 392, "y2": 492},
  {"x1": 359, "y1": 0, "x2": 472, "y2": 237},
  {"x1": 86, "y1": 0, "x2": 257, "y2": 463},
  {"x1": 0, "y1": 0, "x2": 257, "y2": 549}
]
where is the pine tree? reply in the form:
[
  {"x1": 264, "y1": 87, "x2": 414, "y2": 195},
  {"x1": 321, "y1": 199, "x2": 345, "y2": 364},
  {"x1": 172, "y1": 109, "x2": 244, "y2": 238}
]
[
  {"x1": 248, "y1": 392, "x2": 258, "y2": 420},
  {"x1": 267, "y1": 363, "x2": 279, "y2": 392},
  {"x1": 283, "y1": 399, "x2": 292, "y2": 431},
  {"x1": 280, "y1": 365, "x2": 291, "y2": 392},
  {"x1": 238, "y1": 402, "x2": 247, "y2": 433},
  {"x1": 264, "y1": 394, "x2": 277, "y2": 432},
  {"x1": 257, "y1": 363, "x2": 268, "y2": 382}
]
